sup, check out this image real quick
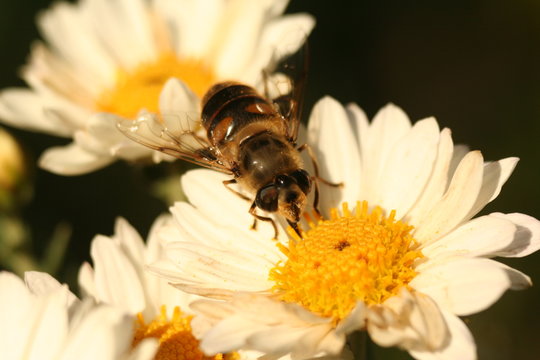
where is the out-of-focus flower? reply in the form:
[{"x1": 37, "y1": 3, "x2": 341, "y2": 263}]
[
  {"x1": 0, "y1": 270, "x2": 157, "y2": 360},
  {"x1": 0, "y1": 0, "x2": 314, "y2": 175},
  {"x1": 78, "y1": 215, "x2": 215, "y2": 360},
  {"x1": 0, "y1": 127, "x2": 24, "y2": 197},
  {"x1": 148, "y1": 99, "x2": 540, "y2": 360}
]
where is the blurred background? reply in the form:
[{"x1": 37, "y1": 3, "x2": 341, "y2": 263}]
[{"x1": 0, "y1": 0, "x2": 539, "y2": 359}]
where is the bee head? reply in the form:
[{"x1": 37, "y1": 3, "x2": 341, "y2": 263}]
[{"x1": 255, "y1": 170, "x2": 312, "y2": 224}]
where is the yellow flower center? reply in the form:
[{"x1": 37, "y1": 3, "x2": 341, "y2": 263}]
[
  {"x1": 270, "y1": 201, "x2": 423, "y2": 322},
  {"x1": 96, "y1": 53, "x2": 216, "y2": 119},
  {"x1": 133, "y1": 305, "x2": 238, "y2": 360}
]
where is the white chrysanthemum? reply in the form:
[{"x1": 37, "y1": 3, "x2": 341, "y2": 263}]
[
  {"x1": 148, "y1": 98, "x2": 540, "y2": 360},
  {"x1": 79, "y1": 216, "x2": 232, "y2": 360},
  {"x1": 0, "y1": 0, "x2": 314, "y2": 175},
  {"x1": 78, "y1": 216, "x2": 191, "y2": 319},
  {"x1": 80, "y1": 216, "x2": 352, "y2": 360},
  {"x1": 0, "y1": 270, "x2": 157, "y2": 360}
]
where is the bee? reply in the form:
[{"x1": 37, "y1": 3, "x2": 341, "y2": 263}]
[{"x1": 117, "y1": 52, "x2": 337, "y2": 238}]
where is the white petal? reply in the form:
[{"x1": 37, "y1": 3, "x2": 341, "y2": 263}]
[
  {"x1": 448, "y1": 144, "x2": 470, "y2": 178},
  {"x1": 37, "y1": 2, "x2": 115, "y2": 87},
  {"x1": 127, "y1": 338, "x2": 158, "y2": 360},
  {"x1": 25, "y1": 291, "x2": 69, "y2": 360},
  {"x1": 38, "y1": 143, "x2": 115, "y2": 175},
  {"x1": 59, "y1": 305, "x2": 132, "y2": 360},
  {"x1": 202, "y1": 315, "x2": 266, "y2": 354},
  {"x1": 196, "y1": 294, "x2": 335, "y2": 357},
  {"x1": 406, "y1": 128, "x2": 454, "y2": 224},
  {"x1": 24, "y1": 271, "x2": 78, "y2": 307},
  {"x1": 181, "y1": 169, "x2": 255, "y2": 228},
  {"x1": 376, "y1": 118, "x2": 440, "y2": 218},
  {"x1": 347, "y1": 103, "x2": 370, "y2": 152},
  {"x1": 409, "y1": 310, "x2": 476, "y2": 360},
  {"x1": 114, "y1": 217, "x2": 146, "y2": 267},
  {"x1": 413, "y1": 151, "x2": 484, "y2": 244},
  {"x1": 90, "y1": 235, "x2": 146, "y2": 313},
  {"x1": 335, "y1": 302, "x2": 367, "y2": 336},
  {"x1": 77, "y1": 262, "x2": 96, "y2": 299},
  {"x1": 83, "y1": 114, "x2": 127, "y2": 150},
  {"x1": 0, "y1": 89, "x2": 72, "y2": 136},
  {"x1": 86, "y1": 0, "x2": 155, "y2": 69},
  {"x1": 307, "y1": 96, "x2": 361, "y2": 212},
  {"x1": 155, "y1": 0, "x2": 225, "y2": 58},
  {"x1": 159, "y1": 78, "x2": 199, "y2": 117},
  {"x1": 358, "y1": 103, "x2": 412, "y2": 203},
  {"x1": 0, "y1": 272, "x2": 33, "y2": 359},
  {"x1": 466, "y1": 157, "x2": 519, "y2": 219},
  {"x1": 250, "y1": 324, "x2": 343, "y2": 359},
  {"x1": 489, "y1": 212, "x2": 540, "y2": 257},
  {"x1": 161, "y1": 242, "x2": 274, "y2": 292},
  {"x1": 412, "y1": 257, "x2": 513, "y2": 316},
  {"x1": 367, "y1": 290, "x2": 447, "y2": 352},
  {"x1": 210, "y1": 0, "x2": 272, "y2": 78},
  {"x1": 145, "y1": 214, "x2": 173, "y2": 263},
  {"x1": 266, "y1": 0, "x2": 289, "y2": 16},
  {"x1": 408, "y1": 292, "x2": 448, "y2": 350},
  {"x1": 169, "y1": 202, "x2": 282, "y2": 257},
  {"x1": 241, "y1": 13, "x2": 315, "y2": 84},
  {"x1": 421, "y1": 214, "x2": 517, "y2": 259}
]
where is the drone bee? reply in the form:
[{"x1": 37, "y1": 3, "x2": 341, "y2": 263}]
[{"x1": 117, "y1": 53, "x2": 336, "y2": 238}]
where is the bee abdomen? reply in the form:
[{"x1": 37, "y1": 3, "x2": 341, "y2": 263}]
[{"x1": 202, "y1": 82, "x2": 279, "y2": 147}]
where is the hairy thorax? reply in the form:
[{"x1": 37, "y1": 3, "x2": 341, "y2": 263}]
[{"x1": 237, "y1": 132, "x2": 303, "y2": 191}]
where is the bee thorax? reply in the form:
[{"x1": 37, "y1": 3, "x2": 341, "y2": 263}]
[{"x1": 238, "y1": 132, "x2": 303, "y2": 190}]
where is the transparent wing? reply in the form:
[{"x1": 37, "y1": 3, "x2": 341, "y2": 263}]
[
  {"x1": 116, "y1": 112, "x2": 232, "y2": 174},
  {"x1": 264, "y1": 39, "x2": 309, "y2": 144}
]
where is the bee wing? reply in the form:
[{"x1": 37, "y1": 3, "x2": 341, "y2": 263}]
[
  {"x1": 116, "y1": 112, "x2": 232, "y2": 174},
  {"x1": 265, "y1": 39, "x2": 309, "y2": 143}
]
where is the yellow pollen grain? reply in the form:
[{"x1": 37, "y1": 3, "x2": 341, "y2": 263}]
[
  {"x1": 270, "y1": 201, "x2": 423, "y2": 322},
  {"x1": 132, "y1": 305, "x2": 239, "y2": 360},
  {"x1": 96, "y1": 53, "x2": 216, "y2": 119}
]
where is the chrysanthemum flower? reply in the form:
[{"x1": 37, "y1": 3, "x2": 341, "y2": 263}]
[
  {"x1": 0, "y1": 0, "x2": 314, "y2": 175},
  {"x1": 0, "y1": 270, "x2": 157, "y2": 360},
  {"x1": 80, "y1": 216, "x2": 351, "y2": 360},
  {"x1": 148, "y1": 98, "x2": 540, "y2": 360},
  {"x1": 79, "y1": 216, "x2": 231, "y2": 360}
]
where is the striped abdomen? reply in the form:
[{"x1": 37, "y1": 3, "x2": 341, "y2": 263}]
[{"x1": 201, "y1": 82, "x2": 287, "y2": 153}]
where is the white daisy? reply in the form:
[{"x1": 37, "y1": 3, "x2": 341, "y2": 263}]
[
  {"x1": 0, "y1": 270, "x2": 157, "y2": 360},
  {"x1": 148, "y1": 98, "x2": 540, "y2": 360},
  {"x1": 0, "y1": 0, "x2": 314, "y2": 175},
  {"x1": 79, "y1": 215, "x2": 225, "y2": 359},
  {"x1": 80, "y1": 215, "x2": 352, "y2": 360}
]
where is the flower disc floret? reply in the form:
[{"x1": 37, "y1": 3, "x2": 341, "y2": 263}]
[
  {"x1": 270, "y1": 201, "x2": 423, "y2": 321},
  {"x1": 96, "y1": 53, "x2": 215, "y2": 118},
  {"x1": 133, "y1": 305, "x2": 238, "y2": 360}
]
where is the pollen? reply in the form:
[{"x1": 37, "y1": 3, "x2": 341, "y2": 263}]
[
  {"x1": 269, "y1": 201, "x2": 423, "y2": 322},
  {"x1": 132, "y1": 305, "x2": 239, "y2": 360},
  {"x1": 96, "y1": 53, "x2": 216, "y2": 119}
]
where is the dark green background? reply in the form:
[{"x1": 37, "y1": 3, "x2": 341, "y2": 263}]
[{"x1": 1, "y1": 1, "x2": 539, "y2": 359}]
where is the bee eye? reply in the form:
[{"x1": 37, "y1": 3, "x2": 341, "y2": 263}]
[
  {"x1": 255, "y1": 185, "x2": 279, "y2": 212},
  {"x1": 275, "y1": 174, "x2": 291, "y2": 187},
  {"x1": 290, "y1": 169, "x2": 311, "y2": 194}
]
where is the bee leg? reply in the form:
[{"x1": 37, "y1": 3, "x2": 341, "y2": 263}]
[
  {"x1": 311, "y1": 176, "x2": 321, "y2": 217},
  {"x1": 297, "y1": 144, "x2": 344, "y2": 187},
  {"x1": 262, "y1": 68, "x2": 271, "y2": 99},
  {"x1": 249, "y1": 202, "x2": 279, "y2": 240},
  {"x1": 223, "y1": 179, "x2": 251, "y2": 201},
  {"x1": 287, "y1": 220, "x2": 302, "y2": 238}
]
